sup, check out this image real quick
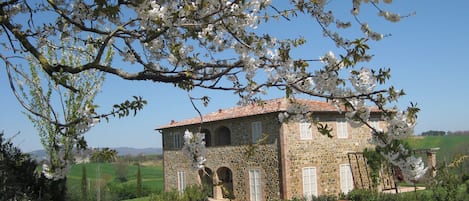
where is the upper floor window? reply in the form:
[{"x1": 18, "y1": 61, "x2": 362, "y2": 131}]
[
  {"x1": 251, "y1": 121, "x2": 262, "y2": 143},
  {"x1": 336, "y1": 119, "x2": 348, "y2": 139},
  {"x1": 215, "y1": 126, "x2": 231, "y2": 146},
  {"x1": 369, "y1": 119, "x2": 381, "y2": 134},
  {"x1": 300, "y1": 122, "x2": 312, "y2": 140},
  {"x1": 173, "y1": 132, "x2": 182, "y2": 149}
]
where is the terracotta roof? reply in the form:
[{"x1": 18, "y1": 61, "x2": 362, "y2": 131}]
[{"x1": 157, "y1": 98, "x2": 374, "y2": 129}]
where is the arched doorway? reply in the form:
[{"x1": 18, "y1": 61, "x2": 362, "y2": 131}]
[
  {"x1": 198, "y1": 167, "x2": 214, "y2": 197},
  {"x1": 216, "y1": 167, "x2": 234, "y2": 199},
  {"x1": 215, "y1": 126, "x2": 231, "y2": 146},
  {"x1": 201, "y1": 128, "x2": 212, "y2": 147}
]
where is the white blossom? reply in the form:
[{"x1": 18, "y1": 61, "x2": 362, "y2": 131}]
[
  {"x1": 385, "y1": 111, "x2": 415, "y2": 140},
  {"x1": 379, "y1": 11, "x2": 401, "y2": 22},
  {"x1": 350, "y1": 68, "x2": 376, "y2": 94},
  {"x1": 42, "y1": 162, "x2": 70, "y2": 180},
  {"x1": 182, "y1": 130, "x2": 207, "y2": 170}
]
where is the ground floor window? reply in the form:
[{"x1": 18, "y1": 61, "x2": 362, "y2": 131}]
[
  {"x1": 302, "y1": 167, "x2": 318, "y2": 200},
  {"x1": 340, "y1": 164, "x2": 354, "y2": 193},
  {"x1": 177, "y1": 171, "x2": 186, "y2": 192},
  {"x1": 249, "y1": 169, "x2": 262, "y2": 201}
]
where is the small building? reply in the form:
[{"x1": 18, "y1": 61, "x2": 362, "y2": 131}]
[{"x1": 157, "y1": 98, "x2": 384, "y2": 200}]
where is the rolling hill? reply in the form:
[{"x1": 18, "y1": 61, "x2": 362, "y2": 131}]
[
  {"x1": 406, "y1": 135, "x2": 469, "y2": 162},
  {"x1": 29, "y1": 147, "x2": 162, "y2": 160}
]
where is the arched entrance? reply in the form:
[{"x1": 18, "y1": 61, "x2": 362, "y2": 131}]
[
  {"x1": 216, "y1": 167, "x2": 234, "y2": 199},
  {"x1": 198, "y1": 167, "x2": 214, "y2": 197},
  {"x1": 215, "y1": 126, "x2": 231, "y2": 146}
]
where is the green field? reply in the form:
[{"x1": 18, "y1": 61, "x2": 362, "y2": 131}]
[
  {"x1": 406, "y1": 135, "x2": 469, "y2": 162},
  {"x1": 67, "y1": 162, "x2": 163, "y2": 200}
]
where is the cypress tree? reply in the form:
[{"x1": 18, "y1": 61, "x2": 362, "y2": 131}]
[
  {"x1": 81, "y1": 164, "x2": 88, "y2": 200},
  {"x1": 136, "y1": 163, "x2": 142, "y2": 197}
]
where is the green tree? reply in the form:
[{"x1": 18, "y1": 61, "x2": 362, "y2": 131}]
[
  {"x1": 90, "y1": 148, "x2": 118, "y2": 163},
  {"x1": 114, "y1": 159, "x2": 130, "y2": 182},
  {"x1": 6, "y1": 35, "x2": 143, "y2": 200},
  {"x1": 81, "y1": 164, "x2": 88, "y2": 201},
  {"x1": 0, "y1": 132, "x2": 46, "y2": 200},
  {"x1": 90, "y1": 147, "x2": 118, "y2": 201},
  {"x1": 137, "y1": 163, "x2": 142, "y2": 197},
  {"x1": 8, "y1": 38, "x2": 109, "y2": 201}
]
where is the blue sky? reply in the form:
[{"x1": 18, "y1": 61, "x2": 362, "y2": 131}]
[{"x1": 1, "y1": 1, "x2": 468, "y2": 152}]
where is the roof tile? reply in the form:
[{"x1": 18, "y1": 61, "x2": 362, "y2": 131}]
[{"x1": 157, "y1": 98, "x2": 364, "y2": 129}]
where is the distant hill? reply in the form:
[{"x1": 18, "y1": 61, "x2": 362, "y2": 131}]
[
  {"x1": 406, "y1": 135, "x2": 469, "y2": 162},
  {"x1": 29, "y1": 147, "x2": 162, "y2": 161},
  {"x1": 113, "y1": 147, "x2": 162, "y2": 156}
]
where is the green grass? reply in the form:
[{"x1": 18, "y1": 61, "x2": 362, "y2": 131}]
[
  {"x1": 67, "y1": 162, "x2": 164, "y2": 200},
  {"x1": 122, "y1": 196, "x2": 151, "y2": 201},
  {"x1": 406, "y1": 135, "x2": 469, "y2": 162}
]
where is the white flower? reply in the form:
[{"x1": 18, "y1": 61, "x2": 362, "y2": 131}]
[
  {"x1": 350, "y1": 68, "x2": 376, "y2": 94},
  {"x1": 379, "y1": 11, "x2": 400, "y2": 22},
  {"x1": 42, "y1": 163, "x2": 70, "y2": 180},
  {"x1": 320, "y1": 51, "x2": 340, "y2": 69},
  {"x1": 182, "y1": 130, "x2": 207, "y2": 170}
]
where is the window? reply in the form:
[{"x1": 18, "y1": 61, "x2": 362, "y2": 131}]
[
  {"x1": 249, "y1": 169, "x2": 262, "y2": 201},
  {"x1": 302, "y1": 167, "x2": 318, "y2": 200},
  {"x1": 173, "y1": 132, "x2": 182, "y2": 149},
  {"x1": 336, "y1": 119, "x2": 348, "y2": 139},
  {"x1": 300, "y1": 122, "x2": 312, "y2": 140},
  {"x1": 251, "y1": 121, "x2": 262, "y2": 143},
  {"x1": 340, "y1": 164, "x2": 354, "y2": 194},
  {"x1": 177, "y1": 171, "x2": 186, "y2": 192},
  {"x1": 370, "y1": 119, "x2": 381, "y2": 134},
  {"x1": 215, "y1": 126, "x2": 231, "y2": 146}
]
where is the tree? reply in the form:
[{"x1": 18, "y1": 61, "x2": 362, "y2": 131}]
[
  {"x1": 421, "y1": 130, "x2": 446, "y2": 136},
  {"x1": 5, "y1": 33, "x2": 144, "y2": 200},
  {"x1": 136, "y1": 163, "x2": 142, "y2": 197},
  {"x1": 114, "y1": 159, "x2": 130, "y2": 182},
  {"x1": 90, "y1": 147, "x2": 118, "y2": 163},
  {"x1": 90, "y1": 147, "x2": 118, "y2": 201},
  {"x1": 81, "y1": 164, "x2": 88, "y2": 201},
  {"x1": 0, "y1": 132, "x2": 45, "y2": 200},
  {"x1": 1, "y1": 0, "x2": 425, "y2": 181}
]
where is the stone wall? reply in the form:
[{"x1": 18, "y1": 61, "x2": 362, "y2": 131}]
[{"x1": 280, "y1": 113, "x2": 377, "y2": 198}]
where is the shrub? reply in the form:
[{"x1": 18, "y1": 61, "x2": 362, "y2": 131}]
[
  {"x1": 149, "y1": 185, "x2": 209, "y2": 201},
  {"x1": 114, "y1": 159, "x2": 130, "y2": 182},
  {"x1": 0, "y1": 132, "x2": 47, "y2": 200}
]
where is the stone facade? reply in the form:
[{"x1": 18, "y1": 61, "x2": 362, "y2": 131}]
[
  {"x1": 279, "y1": 113, "x2": 376, "y2": 198},
  {"x1": 158, "y1": 99, "x2": 382, "y2": 201}
]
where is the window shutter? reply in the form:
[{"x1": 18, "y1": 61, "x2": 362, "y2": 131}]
[
  {"x1": 302, "y1": 167, "x2": 318, "y2": 200},
  {"x1": 177, "y1": 171, "x2": 185, "y2": 192},
  {"x1": 300, "y1": 122, "x2": 312, "y2": 140},
  {"x1": 370, "y1": 120, "x2": 381, "y2": 134},
  {"x1": 340, "y1": 164, "x2": 353, "y2": 193},
  {"x1": 249, "y1": 169, "x2": 262, "y2": 201},
  {"x1": 337, "y1": 119, "x2": 348, "y2": 139}
]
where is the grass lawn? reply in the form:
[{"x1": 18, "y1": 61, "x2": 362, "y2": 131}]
[
  {"x1": 67, "y1": 162, "x2": 164, "y2": 199},
  {"x1": 406, "y1": 135, "x2": 469, "y2": 162},
  {"x1": 122, "y1": 196, "x2": 151, "y2": 201}
]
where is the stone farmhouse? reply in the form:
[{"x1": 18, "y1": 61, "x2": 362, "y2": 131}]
[{"x1": 157, "y1": 98, "x2": 385, "y2": 201}]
